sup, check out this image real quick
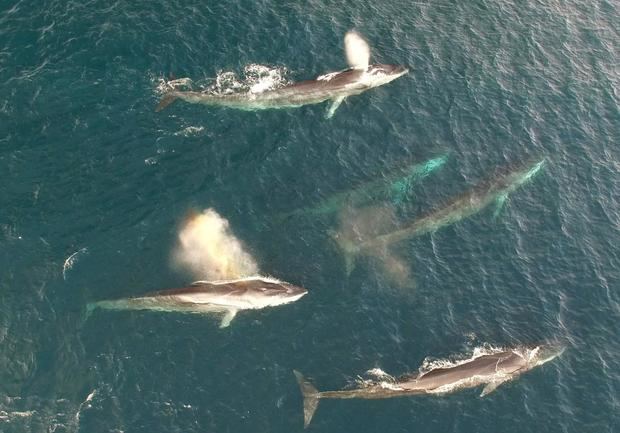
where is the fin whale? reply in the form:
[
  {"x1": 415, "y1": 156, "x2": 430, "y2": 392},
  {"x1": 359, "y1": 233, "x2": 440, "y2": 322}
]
[
  {"x1": 279, "y1": 154, "x2": 449, "y2": 221},
  {"x1": 156, "y1": 31, "x2": 408, "y2": 118},
  {"x1": 294, "y1": 344, "x2": 564, "y2": 428},
  {"x1": 87, "y1": 276, "x2": 307, "y2": 328},
  {"x1": 334, "y1": 158, "x2": 546, "y2": 274}
]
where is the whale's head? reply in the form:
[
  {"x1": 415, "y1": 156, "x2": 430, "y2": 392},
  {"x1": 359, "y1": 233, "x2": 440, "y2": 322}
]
[
  {"x1": 274, "y1": 280, "x2": 308, "y2": 303},
  {"x1": 510, "y1": 158, "x2": 546, "y2": 186},
  {"x1": 240, "y1": 277, "x2": 308, "y2": 307},
  {"x1": 490, "y1": 157, "x2": 546, "y2": 195},
  {"x1": 363, "y1": 64, "x2": 409, "y2": 88},
  {"x1": 526, "y1": 343, "x2": 566, "y2": 368}
]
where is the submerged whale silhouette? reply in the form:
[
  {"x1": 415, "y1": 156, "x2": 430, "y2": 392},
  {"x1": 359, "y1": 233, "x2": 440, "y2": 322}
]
[
  {"x1": 333, "y1": 158, "x2": 546, "y2": 273},
  {"x1": 279, "y1": 154, "x2": 449, "y2": 221}
]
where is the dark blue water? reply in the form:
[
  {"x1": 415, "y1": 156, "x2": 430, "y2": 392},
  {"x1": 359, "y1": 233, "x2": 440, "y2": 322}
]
[{"x1": 1, "y1": 0, "x2": 618, "y2": 431}]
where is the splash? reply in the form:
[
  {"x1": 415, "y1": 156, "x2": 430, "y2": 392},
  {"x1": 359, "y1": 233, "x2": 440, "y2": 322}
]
[
  {"x1": 62, "y1": 247, "x2": 88, "y2": 280},
  {"x1": 173, "y1": 126, "x2": 205, "y2": 137},
  {"x1": 210, "y1": 71, "x2": 247, "y2": 94},
  {"x1": 245, "y1": 64, "x2": 290, "y2": 93},
  {"x1": 153, "y1": 65, "x2": 289, "y2": 98},
  {"x1": 365, "y1": 367, "x2": 393, "y2": 379},
  {"x1": 75, "y1": 389, "x2": 97, "y2": 423},
  {"x1": 155, "y1": 76, "x2": 193, "y2": 94},
  {"x1": 209, "y1": 64, "x2": 290, "y2": 95},
  {"x1": 171, "y1": 209, "x2": 259, "y2": 280},
  {"x1": 351, "y1": 368, "x2": 395, "y2": 388},
  {"x1": 418, "y1": 344, "x2": 508, "y2": 375}
]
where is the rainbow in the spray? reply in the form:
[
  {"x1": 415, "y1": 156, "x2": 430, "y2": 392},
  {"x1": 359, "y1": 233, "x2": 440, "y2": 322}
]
[
  {"x1": 171, "y1": 208, "x2": 258, "y2": 281},
  {"x1": 88, "y1": 209, "x2": 307, "y2": 327}
]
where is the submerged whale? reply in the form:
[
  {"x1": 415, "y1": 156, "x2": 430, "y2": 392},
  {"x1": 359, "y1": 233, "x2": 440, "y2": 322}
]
[
  {"x1": 333, "y1": 158, "x2": 546, "y2": 273},
  {"x1": 294, "y1": 345, "x2": 563, "y2": 428},
  {"x1": 279, "y1": 154, "x2": 449, "y2": 220},
  {"x1": 87, "y1": 276, "x2": 307, "y2": 328},
  {"x1": 155, "y1": 31, "x2": 408, "y2": 118}
]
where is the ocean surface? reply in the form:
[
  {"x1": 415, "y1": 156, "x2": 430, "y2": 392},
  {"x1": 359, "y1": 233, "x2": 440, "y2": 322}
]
[{"x1": 1, "y1": 0, "x2": 619, "y2": 431}]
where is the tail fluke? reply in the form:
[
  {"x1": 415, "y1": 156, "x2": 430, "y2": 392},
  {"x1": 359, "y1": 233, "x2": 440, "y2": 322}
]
[
  {"x1": 155, "y1": 93, "x2": 178, "y2": 112},
  {"x1": 293, "y1": 370, "x2": 320, "y2": 429}
]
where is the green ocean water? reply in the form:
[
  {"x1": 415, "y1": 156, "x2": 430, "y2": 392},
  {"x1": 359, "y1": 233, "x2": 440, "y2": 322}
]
[{"x1": 1, "y1": 0, "x2": 618, "y2": 432}]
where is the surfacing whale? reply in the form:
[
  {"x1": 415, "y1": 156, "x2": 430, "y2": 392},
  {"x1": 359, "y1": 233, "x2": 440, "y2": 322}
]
[
  {"x1": 155, "y1": 31, "x2": 408, "y2": 118},
  {"x1": 294, "y1": 344, "x2": 564, "y2": 428},
  {"x1": 87, "y1": 276, "x2": 307, "y2": 328}
]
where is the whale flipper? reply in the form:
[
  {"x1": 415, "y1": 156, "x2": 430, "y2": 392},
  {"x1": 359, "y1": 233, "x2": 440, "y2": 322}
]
[
  {"x1": 219, "y1": 308, "x2": 238, "y2": 328},
  {"x1": 390, "y1": 179, "x2": 411, "y2": 204},
  {"x1": 493, "y1": 193, "x2": 509, "y2": 220},
  {"x1": 328, "y1": 229, "x2": 359, "y2": 276},
  {"x1": 325, "y1": 96, "x2": 346, "y2": 118},
  {"x1": 480, "y1": 380, "x2": 506, "y2": 397},
  {"x1": 344, "y1": 31, "x2": 370, "y2": 70}
]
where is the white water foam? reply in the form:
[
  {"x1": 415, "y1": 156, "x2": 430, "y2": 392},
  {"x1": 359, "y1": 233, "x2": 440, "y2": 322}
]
[
  {"x1": 417, "y1": 345, "x2": 507, "y2": 375},
  {"x1": 210, "y1": 64, "x2": 290, "y2": 95},
  {"x1": 173, "y1": 126, "x2": 205, "y2": 137},
  {"x1": 0, "y1": 409, "x2": 34, "y2": 421},
  {"x1": 152, "y1": 65, "x2": 289, "y2": 100},
  {"x1": 155, "y1": 76, "x2": 193, "y2": 94},
  {"x1": 74, "y1": 389, "x2": 97, "y2": 424},
  {"x1": 365, "y1": 367, "x2": 393, "y2": 379},
  {"x1": 0, "y1": 394, "x2": 79, "y2": 431},
  {"x1": 62, "y1": 247, "x2": 88, "y2": 280},
  {"x1": 352, "y1": 367, "x2": 397, "y2": 388}
]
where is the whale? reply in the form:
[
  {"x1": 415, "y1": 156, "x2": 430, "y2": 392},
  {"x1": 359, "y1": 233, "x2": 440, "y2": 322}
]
[
  {"x1": 87, "y1": 276, "x2": 307, "y2": 328},
  {"x1": 294, "y1": 345, "x2": 564, "y2": 428},
  {"x1": 155, "y1": 31, "x2": 408, "y2": 118},
  {"x1": 333, "y1": 158, "x2": 546, "y2": 273},
  {"x1": 279, "y1": 154, "x2": 449, "y2": 221}
]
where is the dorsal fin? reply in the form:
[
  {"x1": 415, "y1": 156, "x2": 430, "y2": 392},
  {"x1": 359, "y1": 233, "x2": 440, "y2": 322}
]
[{"x1": 344, "y1": 31, "x2": 370, "y2": 70}]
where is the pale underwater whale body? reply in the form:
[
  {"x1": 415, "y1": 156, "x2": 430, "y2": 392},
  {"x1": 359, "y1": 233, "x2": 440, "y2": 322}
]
[
  {"x1": 333, "y1": 158, "x2": 546, "y2": 273},
  {"x1": 294, "y1": 344, "x2": 564, "y2": 428},
  {"x1": 87, "y1": 276, "x2": 307, "y2": 328},
  {"x1": 155, "y1": 31, "x2": 408, "y2": 118},
  {"x1": 279, "y1": 154, "x2": 449, "y2": 221}
]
